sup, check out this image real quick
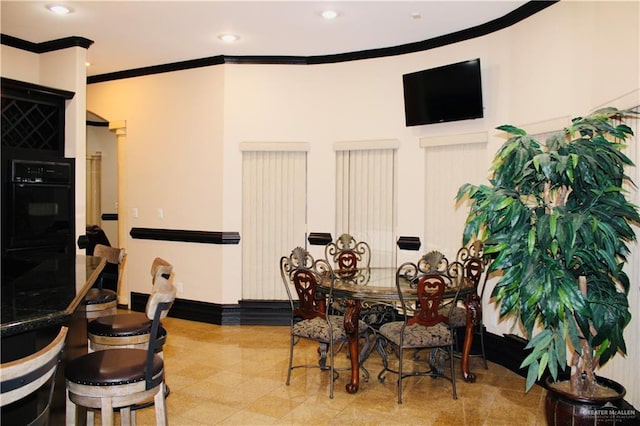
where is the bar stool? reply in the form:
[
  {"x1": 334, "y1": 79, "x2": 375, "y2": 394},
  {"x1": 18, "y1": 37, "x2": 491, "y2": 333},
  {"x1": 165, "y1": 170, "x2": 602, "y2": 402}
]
[
  {"x1": 65, "y1": 277, "x2": 176, "y2": 425},
  {"x1": 81, "y1": 245, "x2": 126, "y2": 320},
  {"x1": 0, "y1": 327, "x2": 68, "y2": 425},
  {"x1": 88, "y1": 258, "x2": 173, "y2": 353}
]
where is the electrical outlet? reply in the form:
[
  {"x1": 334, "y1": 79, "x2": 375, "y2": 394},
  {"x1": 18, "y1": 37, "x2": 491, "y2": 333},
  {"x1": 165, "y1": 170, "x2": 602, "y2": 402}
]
[{"x1": 176, "y1": 282, "x2": 184, "y2": 293}]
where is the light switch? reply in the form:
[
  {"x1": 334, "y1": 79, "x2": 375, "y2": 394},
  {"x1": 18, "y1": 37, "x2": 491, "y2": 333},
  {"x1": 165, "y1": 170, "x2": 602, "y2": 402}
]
[
  {"x1": 157, "y1": 208, "x2": 164, "y2": 219},
  {"x1": 132, "y1": 207, "x2": 139, "y2": 218}
]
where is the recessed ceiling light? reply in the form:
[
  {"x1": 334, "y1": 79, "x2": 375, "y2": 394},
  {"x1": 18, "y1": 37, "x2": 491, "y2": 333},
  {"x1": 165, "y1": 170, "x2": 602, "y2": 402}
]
[
  {"x1": 218, "y1": 34, "x2": 239, "y2": 43},
  {"x1": 46, "y1": 4, "x2": 72, "y2": 14},
  {"x1": 321, "y1": 10, "x2": 339, "y2": 20},
  {"x1": 85, "y1": 61, "x2": 92, "y2": 67}
]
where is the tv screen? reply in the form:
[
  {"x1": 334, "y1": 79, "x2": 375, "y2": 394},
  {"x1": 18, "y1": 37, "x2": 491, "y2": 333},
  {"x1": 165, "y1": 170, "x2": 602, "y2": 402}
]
[{"x1": 402, "y1": 58, "x2": 484, "y2": 126}]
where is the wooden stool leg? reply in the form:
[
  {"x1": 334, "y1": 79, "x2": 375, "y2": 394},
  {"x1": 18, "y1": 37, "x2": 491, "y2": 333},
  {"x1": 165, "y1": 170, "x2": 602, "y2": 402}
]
[
  {"x1": 66, "y1": 391, "x2": 77, "y2": 425},
  {"x1": 101, "y1": 398, "x2": 114, "y2": 426},
  {"x1": 121, "y1": 407, "x2": 131, "y2": 426},
  {"x1": 154, "y1": 384, "x2": 168, "y2": 426}
]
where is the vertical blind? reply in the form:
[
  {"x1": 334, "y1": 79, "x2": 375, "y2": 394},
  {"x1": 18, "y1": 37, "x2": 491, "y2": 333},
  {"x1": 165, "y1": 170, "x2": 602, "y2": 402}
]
[
  {"x1": 336, "y1": 148, "x2": 397, "y2": 267},
  {"x1": 86, "y1": 153, "x2": 102, "y2": 226},
  {"x1": 601, "y1": 107, "x2": 640, "y2": 408},
  {"x1": 241, "y1": 149, "x2": 307, "y2": 300},
  {"x1": 423, "y1": 139, "x2": 488, "y2": 257}
]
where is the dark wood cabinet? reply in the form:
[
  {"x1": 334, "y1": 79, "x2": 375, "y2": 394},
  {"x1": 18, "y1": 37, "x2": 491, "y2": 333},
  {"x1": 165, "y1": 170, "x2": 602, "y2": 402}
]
[
  {"x1": 1, "y1": 77, "x2": 74, "y2": 158},
  {"x1": 1, "y1": 78, "x2": 76, "y2": 256}
]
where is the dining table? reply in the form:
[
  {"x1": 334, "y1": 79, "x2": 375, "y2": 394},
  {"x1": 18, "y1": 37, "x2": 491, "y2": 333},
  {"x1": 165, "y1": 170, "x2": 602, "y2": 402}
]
[{"x1": 320, "y1": 266, "x2": 481, "y2": 394}]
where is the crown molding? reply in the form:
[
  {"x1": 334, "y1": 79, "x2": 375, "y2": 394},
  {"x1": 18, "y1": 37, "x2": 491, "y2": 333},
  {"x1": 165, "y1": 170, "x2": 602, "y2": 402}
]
[{"x1": 0, "y1": 1, "x2": 557, "y2": 84}]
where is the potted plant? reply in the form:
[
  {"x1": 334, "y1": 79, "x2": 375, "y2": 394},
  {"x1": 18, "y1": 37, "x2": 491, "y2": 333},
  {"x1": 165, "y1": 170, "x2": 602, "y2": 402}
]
[{"x1": 457, "y1": 107, "x2": 639, "y2": 422}]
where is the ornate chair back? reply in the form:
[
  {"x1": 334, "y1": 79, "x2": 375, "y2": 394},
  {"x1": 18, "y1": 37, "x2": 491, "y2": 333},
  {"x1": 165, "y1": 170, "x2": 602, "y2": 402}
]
[
  {"x1": 324, "y1": 233, "x2": 371, "y2": 279},
  {"x1": 456, "y1": 240, "x2": 486, "y2": 292},
  {"x1": 398, "y1": 250, "x2": 464, "y2": 325},
  {"x1": 281, "y1": 247, "x2": 331, "y2": 320}
]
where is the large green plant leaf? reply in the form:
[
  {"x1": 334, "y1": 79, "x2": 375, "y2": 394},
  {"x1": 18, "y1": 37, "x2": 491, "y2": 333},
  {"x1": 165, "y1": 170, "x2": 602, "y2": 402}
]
[{"x1": 458, "y1": 108, "x2": 640, "y2": 392}]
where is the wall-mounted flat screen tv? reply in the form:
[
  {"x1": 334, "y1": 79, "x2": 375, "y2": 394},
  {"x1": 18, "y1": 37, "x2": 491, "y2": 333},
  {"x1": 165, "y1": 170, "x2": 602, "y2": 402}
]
[{"x1": 402, "y1": 58, "x2": 484, "y2": 126}]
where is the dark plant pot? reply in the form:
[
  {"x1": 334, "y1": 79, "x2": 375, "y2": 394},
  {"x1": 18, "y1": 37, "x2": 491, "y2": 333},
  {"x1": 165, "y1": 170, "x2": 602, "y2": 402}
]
[{"x1": 545, "y1": 376, "x2": 632, "y2": 425}]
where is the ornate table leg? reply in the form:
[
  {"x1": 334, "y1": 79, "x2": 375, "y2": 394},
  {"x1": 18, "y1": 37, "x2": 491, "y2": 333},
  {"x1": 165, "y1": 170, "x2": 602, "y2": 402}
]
[
  {"x1": 462, "y1": 293, "x2": 481, "y2": 382},
  {"x1": 344, "y1": 298, "x2": 361, "y2": 393}
]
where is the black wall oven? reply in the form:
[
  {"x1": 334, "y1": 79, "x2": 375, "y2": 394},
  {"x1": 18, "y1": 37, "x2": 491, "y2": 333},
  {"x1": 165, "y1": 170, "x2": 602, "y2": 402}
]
[{"x1": 6, "y1": 159, "x2": 74, "y2": 252}]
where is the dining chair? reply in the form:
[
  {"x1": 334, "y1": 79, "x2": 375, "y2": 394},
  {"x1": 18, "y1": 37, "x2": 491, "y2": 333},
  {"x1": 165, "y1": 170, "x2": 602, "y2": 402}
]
[
  {"x1": 439, "y1": 240, "x2": 489, "y2": 369},
  {"x1": 65, "y1": 274, "x2": 176, "y2": 426},
  {"x1": 324, "y1": 233, "x2": 371, "y2": 277},
  {"x1": 281, "y1": 246, "x2": 363, "y2": 399},
  {"x1": 0, "y1": 326, "x2": 68, "y2": 426},
  {"x1": 87, "y1": 257, "x2": 173, "y2": 353},
  {"x1": 377, "y1": 250, "x2": 462, "y2": 403},
  {"x1": 81, "y1": 244, "x2": 126, "y2": 320}
]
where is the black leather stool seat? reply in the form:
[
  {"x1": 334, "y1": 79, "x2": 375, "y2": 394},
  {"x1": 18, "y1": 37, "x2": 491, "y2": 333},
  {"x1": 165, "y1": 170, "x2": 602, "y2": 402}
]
[
  {"x1": 88, "y1": 312, "x2": 151, "y2": 337},
  {"x1": 84, "y1": 288, "x2": 117, "y2": 305},
  {"x1": 66, "y1": 349, "x2": 163, "y2": 386}
]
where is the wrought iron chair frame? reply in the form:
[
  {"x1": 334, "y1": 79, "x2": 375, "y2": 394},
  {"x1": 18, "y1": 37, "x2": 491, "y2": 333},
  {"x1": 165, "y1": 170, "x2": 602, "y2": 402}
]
[
  {"x1": 445, "y1": 241, "x2": 490, "y2": 369},
  {"x1": 376, "y1": 251, "x2": 463, "y2": 403},
  {"x1": 281, "y1": 247, "x2": 348, "y2": 399}
]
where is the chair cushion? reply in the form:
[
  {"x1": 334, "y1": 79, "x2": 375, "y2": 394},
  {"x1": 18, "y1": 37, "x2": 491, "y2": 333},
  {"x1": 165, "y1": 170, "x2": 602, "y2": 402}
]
[
  {"x1": 439, "y1": 306, "x2": 467, "y2": 328},
  {"x1": 88, "y1": 312, "x2": 151, "y2": 337},
  {"x1": 292, "y1": 315, "x2": 346, "y2": 341},
  {"x1": 292, "y1": 315, "x2": 368, "y2": 342},
  {"x1": 84, "y1": 288, "x2": 117, "y2": 305},
  {"x1": 65, "y1": 349, "x2": 163, "y2": 386},
  {"x1": 379, "y1": 321, "x2": 452, "y2": 348}
]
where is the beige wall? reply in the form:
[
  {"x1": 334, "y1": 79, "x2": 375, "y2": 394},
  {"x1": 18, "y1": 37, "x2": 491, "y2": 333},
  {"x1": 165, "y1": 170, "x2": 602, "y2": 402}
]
[
  {"x1": 84, "y1": 1, "x2": 640, "y2": 404},
  {"x1": 83, "y1": 0, "x2": 640, "y2": 307},
  {"x1": 3, "y1": 0, "x2": 639, "y2": 405}
]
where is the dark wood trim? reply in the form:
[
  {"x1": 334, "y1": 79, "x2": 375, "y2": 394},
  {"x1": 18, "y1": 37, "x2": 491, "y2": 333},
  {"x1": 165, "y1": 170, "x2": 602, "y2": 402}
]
[
  {"x1": 100, "y1": 213, "x2": 118, "y2": 221},
  {"x1": 130, "y1": 292, "x2": 242, "y2": 325},
  {"x1": 1, "y1": 77, "x2": 75, "y2": 100},
  {"x1": 87, "y1": 120, "x2": 109, "y2": 127},
  {"x1": 0, "y1": 34, "x2": 93, "y2": 53},
  {"x1": 396, "y1": 236, "x2": 421, "y2": 251},
  {"x1": 129, "y1": 228, "x2": 240, "y2": 244},
  {"x1": 308, "y1": 232, "x2": 333, "y2": 246},
  {"x1": 238, "y1": 300, "x2": 291, "y2": 325},
  {"x1": 80, "y1": 1, "x2": 557, "y2": 84},
  {"x1": 3, "y1": 2, "x2": 556, "y2": 84}
]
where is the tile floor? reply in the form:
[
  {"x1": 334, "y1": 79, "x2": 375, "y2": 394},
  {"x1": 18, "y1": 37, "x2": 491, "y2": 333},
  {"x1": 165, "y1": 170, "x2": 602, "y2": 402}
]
[{"x1": 123, "y1": 316, "x2": 547, "y2": 425}]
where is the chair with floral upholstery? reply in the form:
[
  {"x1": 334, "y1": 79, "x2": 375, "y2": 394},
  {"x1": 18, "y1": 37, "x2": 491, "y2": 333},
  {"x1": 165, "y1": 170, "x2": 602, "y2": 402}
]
[
  {"x1": 281, "y1": 247, "x2": 365, "y2": 398},
  {"x1": 377, "y1": 251, "x2": 462, "y2": 403}
]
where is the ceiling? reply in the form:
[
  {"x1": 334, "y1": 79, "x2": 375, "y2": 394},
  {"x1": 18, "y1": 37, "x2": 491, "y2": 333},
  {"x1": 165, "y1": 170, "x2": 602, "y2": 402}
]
[{"x1": 1, "y1": 1, "x2": 529, "y2": 77}]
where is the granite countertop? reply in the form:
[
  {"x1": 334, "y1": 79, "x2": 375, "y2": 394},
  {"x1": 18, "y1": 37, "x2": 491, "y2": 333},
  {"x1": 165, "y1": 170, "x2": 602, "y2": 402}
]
[{"x1": 1, "y1": 252, "x2": 105, "y2": 337}]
